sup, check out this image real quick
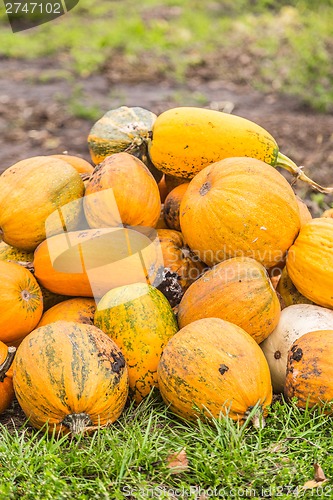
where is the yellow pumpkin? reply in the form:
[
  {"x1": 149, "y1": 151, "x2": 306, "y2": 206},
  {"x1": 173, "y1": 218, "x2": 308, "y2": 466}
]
[
  {"x1": 84, "y1": 152, "x2": 161, "y2": 229},
  {"x1": 286, "y1": 218, "x2": 333, "y2": 308},
  {"x1": 180, "y1": 157, "x2": 300, "y2": 268},
  {"x1": 178, "y1": 257, "x2": 280, "y2": 344},
  {"x1": 157, "y1": 318, "x2": 272, "y2": 422},
  {"x1": 0, "y1": 156, "x2": 84, "y2": 251},
  {"x1": 52, "y1": 154, "x2": 94, "y2": 175},
  {"x1": 296, "y1": 196, "x2": 312, "y2": 227}
]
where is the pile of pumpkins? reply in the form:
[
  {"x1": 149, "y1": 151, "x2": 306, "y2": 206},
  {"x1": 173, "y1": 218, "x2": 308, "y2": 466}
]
[{"x1": 0, "y1": 105, "x2": 332, "y2": 435}]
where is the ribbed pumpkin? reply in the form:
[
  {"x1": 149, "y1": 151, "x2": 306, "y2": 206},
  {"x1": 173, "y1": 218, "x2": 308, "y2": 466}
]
[
  {"x1": 13, "y1": 321, "x2": 129, "y2": 434},
  {"x1": 149, "y1": 107, "x2": 327, "y2": 192},
  {"x1": 285, "y1": 330, "x2": 333, "y2": 410},
  {"x1": 0, "y1": 242, "x2": 34, "y2": 264},
  {"x1": 0, "y1": 261, "x2": 43, "y2": 345},
  {"x1": 296, "y1": 196, "x2": 312, "y2": 227},
  {"x1": 0, "y1": 156, "x2": 84, "y2": 251},
  {"x1": 34, "y1": 227, "x2": 163, "y2": 298},
  {"x1": 94, "y1": 283, "x2": 178, "y2": 403},
  {"x1": 277, "y1": 267, "x2": 314, "y2": 308},
  {"x1": 84, "y1": 153, "x2": 161, "y2": 229},
  {"x1": 37, "y1": 298, "x2": 96, "y2": 327},
  {"x1": 87, "y1": 106, "x2": 161, "y2": 182},
  {"x1": 164, "y1": 183, "x2": 190, "y2": 231},
  {"x1": 261, "y1": 304, "x2": 333, "y2": 394},
  {"x1": 178, "y1": 257, "x2": 280, "y2": 344},
  {"x1": 0, "y1": 344, "x2": 16, "y2": 414},
  {"x1": 157, "y1": 318, "x2": 272, "y2": 422},
  {"x1": 286, "y1": 218, "x2": 333, "y2": 308},
  {"x1": 157, "y1": 229, "x2": 205, "y2": 292},
  {"x1": 180, "y1": 157, "x2": 300, "y2": 268},
  {"x1": 52, "y1": 154, "x2": 94, "y2": 174}
]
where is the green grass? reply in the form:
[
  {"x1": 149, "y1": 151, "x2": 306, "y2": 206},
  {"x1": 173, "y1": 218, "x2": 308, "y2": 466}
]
[
  {"x1": 0, "y1": 1, "x2": 332, "y2": 111},
  {"x1": 1, "y1": 395, "x2": 332, "y2": 498}
]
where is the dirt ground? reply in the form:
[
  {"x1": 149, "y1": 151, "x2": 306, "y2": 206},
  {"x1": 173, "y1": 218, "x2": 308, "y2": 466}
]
[{"x1": 0, "y1": 56, "x2": 332, "y2": 213}]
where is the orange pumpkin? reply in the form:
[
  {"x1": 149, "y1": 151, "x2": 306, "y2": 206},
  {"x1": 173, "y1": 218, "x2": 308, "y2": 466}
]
[
  {"x1": 321, "y1": 208, "x2": 333, "y2": 219},
  {"x1": 286, "y1": 218, "x2": 333, "y2": 308},
  {"x1": 13, "y1": 321, "x2": 129, "y2": 434},
  {"x1": 178, "y1": 257, "x2": 280, "y2": 344},
  {"x1": 52, "y1": 155, "x2": 94, "y2": 175},
  {"x1": 37, "y1": 298, "x2": 96, "y2": 327},
  {"x1": 84, "y1": 152, "x2": 161, "y2": 229},
  {"x1": 296, "y1": 196, "x2": 312, "y2": 227},
  {"x1": 180, "y1": 157, "x2": 300, "y2": 268},
  {"x1": 164, "y1": 183, "x2": 190, "y2": 231},
  {"x1": 0, "y1": 261, "x2": 43, "y2": 345},
  {"x1": 284, "y1": 330, "x2": 333, "y2": 410},
  {"x1": 157, "y1": 318, "x2": 272, "y2": 422},
  {"x1": 34, "y1": 227, "x2": 163, "y2": 298},
  {"x1": 277, "y1": 267, "x2": 314, "y2": 308},
  {"x1": 0, "y1": 344, "x2": 16, "y2": 414},
  {"x1": 158, "y1": 175, "x2": 169, "y2": 203}
]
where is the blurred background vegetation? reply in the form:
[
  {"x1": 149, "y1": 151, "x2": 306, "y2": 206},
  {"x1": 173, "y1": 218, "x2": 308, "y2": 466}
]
[{"x1": 0, "y1": 0, "x2": 332, "y2": 112}]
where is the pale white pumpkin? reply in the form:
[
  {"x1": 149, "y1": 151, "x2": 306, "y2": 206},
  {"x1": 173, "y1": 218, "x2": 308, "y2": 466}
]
[{"x1": 260, "y1": 304, "x2": 333, "y2": 393}]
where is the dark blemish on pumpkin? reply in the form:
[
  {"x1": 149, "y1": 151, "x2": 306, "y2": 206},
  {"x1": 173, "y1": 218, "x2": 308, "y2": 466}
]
[
  {"x1": 219, "y1": 364, "x2": 229, "y2": 375},
  {"x1": 291, "y1": 345, "x2": 303, "y2": 362},
  {"x1": 239, "y1": 280, "x2": 242, "y2": 283},
  {"x1": 184, "y1": 145, "x2": 189, "y2": 149},
  {"x1": 199, "y1": 182, "x2": 211, "y2": 196},
  {"x1": 110, "y1": 351, "x2": 126, "y2": 374},
  {"x1": 274, "y1": 351, "x2": 281, "y2": 360}
]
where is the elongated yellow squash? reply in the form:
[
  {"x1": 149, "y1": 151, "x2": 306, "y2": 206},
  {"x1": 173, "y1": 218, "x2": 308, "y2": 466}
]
[{"x1": 149, "y1": 107, "x2": 331, "y2": 193}]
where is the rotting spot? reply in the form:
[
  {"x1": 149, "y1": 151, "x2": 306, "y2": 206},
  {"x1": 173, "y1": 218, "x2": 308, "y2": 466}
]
[
  {"x1": 219, "y1": 364, "x2": 229, "y2": 375},
  {"x1": 199, "y1": 181, "x2": 211, "y2": 196},
  {"x1": 291, "y1": 345, "x2": 303, "y2": 362}
]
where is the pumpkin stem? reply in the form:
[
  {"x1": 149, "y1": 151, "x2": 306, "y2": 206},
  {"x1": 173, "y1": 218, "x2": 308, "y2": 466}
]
[
  {"x1": 0, "y1": 346, "x2": 16, "y2": 382},
  {"x1": 276, "y1": 152, "x2": 333, "y2": 194},
  {"x1": 61, "y1": 413, "x2": 93, "y2": 435}
]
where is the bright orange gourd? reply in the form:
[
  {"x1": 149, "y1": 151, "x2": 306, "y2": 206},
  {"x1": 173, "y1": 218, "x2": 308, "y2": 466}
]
[{"x1": 37, "y1": 298, "x2": 96, "y2": 327}]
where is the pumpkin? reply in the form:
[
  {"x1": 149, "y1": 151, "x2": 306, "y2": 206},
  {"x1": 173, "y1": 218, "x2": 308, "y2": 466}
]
[
  {"x1": 94, "y1": 283, "x2": 178, "y2": 403},
  {"x1": 37, "y1": 298, "x2": 96, "y2": 327},
  {"x1": 178, "y1": 257, "x2": 280, "y2": 344},
  {"x1": 13, "y1": 321, "x2": 128, "y2": 434},
  {"x1": 286, "y1": 218, "x2": 333, "y2": 308},
  {"x1": 34, "y1": 227, "x2": 163, "y2": 298},
  {"x1": 84, "y1": 153, "x2": 161, "y2": 229},
  {"x1": 277, "y1": 266, "x2": 314, "y2": 308},
  {"x1": 0, "y1": 344, "x2": 16, "y2": 414},
  {"x1": 0, "y1": 156, "x2": 84, "y2": 251},
  {"x1": 260, "y1": 304, "x2": 333, "y2": 394},
  {"x1": 39, "y1": 285, "x2": 69, "y2": 312},
  {"x1": 321, "y1": 208, "x2": 333, "y2": 219},
  {"x1": 149, "y1": 106, "x2": 329, "y2": 193},
  {"x1": 284, "y1": 329, "x2": 333, "y2": 410},
  {"x1": 157, "y1": 318, "x2": 272, "y2": 422},
  {"x1": 0, "y1": 242, "x2": 34, "y2": 264},
  {"x1": 157, "y1": 175, "x2": 168, "y2": 203},
  {"x1": 0, "y1": 261, "x2": 43, "y2": 345},
  {"x1": 87, "y1": 106, "x2": 162, "y2": 182},
  {"x1": 157, "y1": 229, "x2": 205, "y2": 293},
  {"x1": 296, "y1": 196, "x2": 312, "y2": 226},
  {"x1": 164, "y1": 183, "x2": 190, "y2": 231},
  {"x1": 180, "y1": 157, "x2": 300, "y2": 268},
  {"x1": 164, "y1": 174, "x2": 188, "y2": 192},
  {"x1": 52, "y1": 154, "x2": 94, "y2": 174}
]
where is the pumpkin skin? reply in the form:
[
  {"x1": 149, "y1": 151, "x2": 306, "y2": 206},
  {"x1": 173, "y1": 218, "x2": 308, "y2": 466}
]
[
  {"x1": 164, "y1": 174, "x2": 188, "y2": 192},
  {"x1": 296, "y1": 196, "x2": 312, "y2": 227},
  {"x1": 0, "y1": 344, "x2": 16, "y2": 414},
  {"x1": 284, "y1": 329, "x2": 333, "y2": 410},
  {"x1": 37, "y1": 298, "x2": 96, "y2": 327},
  {"x1": 0, "y1": 156, "x2": 84, "y2": 251},
  {"x1": 178, "y1": 257, "x2": 280, "y2": 344},
  {"x1": 52, "y1": 155, "x2": 94, "y2": 175},
  {"x1": 0, "y1": 242, "x2": 34, "y2": 264},
  {"x1": 261, "y1": 304, "x2": 333, "y2": 394},
  {"x1": 277, "y1": 267, "x2": 314, "y2": 308},
  {"x1": 84, "y1": 153, "x2": 161, "y2": 229},
  {"x1": 286, "y1": 218, "x2": 333, "y2": 308},
  {"x1": 87, "y1": 106, "x2": 161, "y2": 182},
  {"x1": 34, "y1": 227, "x2": 163, "y2": 298},
  {"x1": 321, "y1": 208, "x2": 333, "y2": 219},
  {"x1": 13, "y1": 321, "x2": 129, "y2": 434},
  {"x1": 0, "y1": 261, "x2": 43, "y2": 345},
  {"x1": 157, "y1": 229, "x2": 205, "y2": 292},
  {"x1": 157, "y1": 318, "x2": 272, "y2": 422},
  {"x1": 157, "y1": 175, "x2": 168, "y2": 203},
  {"x1": 94, "y1": 283, "x2": 178, "y2": 403},
  {"x1": 164, "y1": 183, "x2": 190, "y2": 231},
  {"x1": 180, "y1": 157, "x2": 300, "y2": 268}
]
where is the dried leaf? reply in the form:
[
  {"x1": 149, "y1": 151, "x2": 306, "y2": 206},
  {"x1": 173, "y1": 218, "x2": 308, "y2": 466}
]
[
  {"x1": 166, "y1": 448, "x2": 189, "y2": 474},
  {"x1": 303, "y1": 479, "x2": 328, "y2": 490},
  {"x1": 314, "y1": 463, "x2": 327, "y2": 482}
]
